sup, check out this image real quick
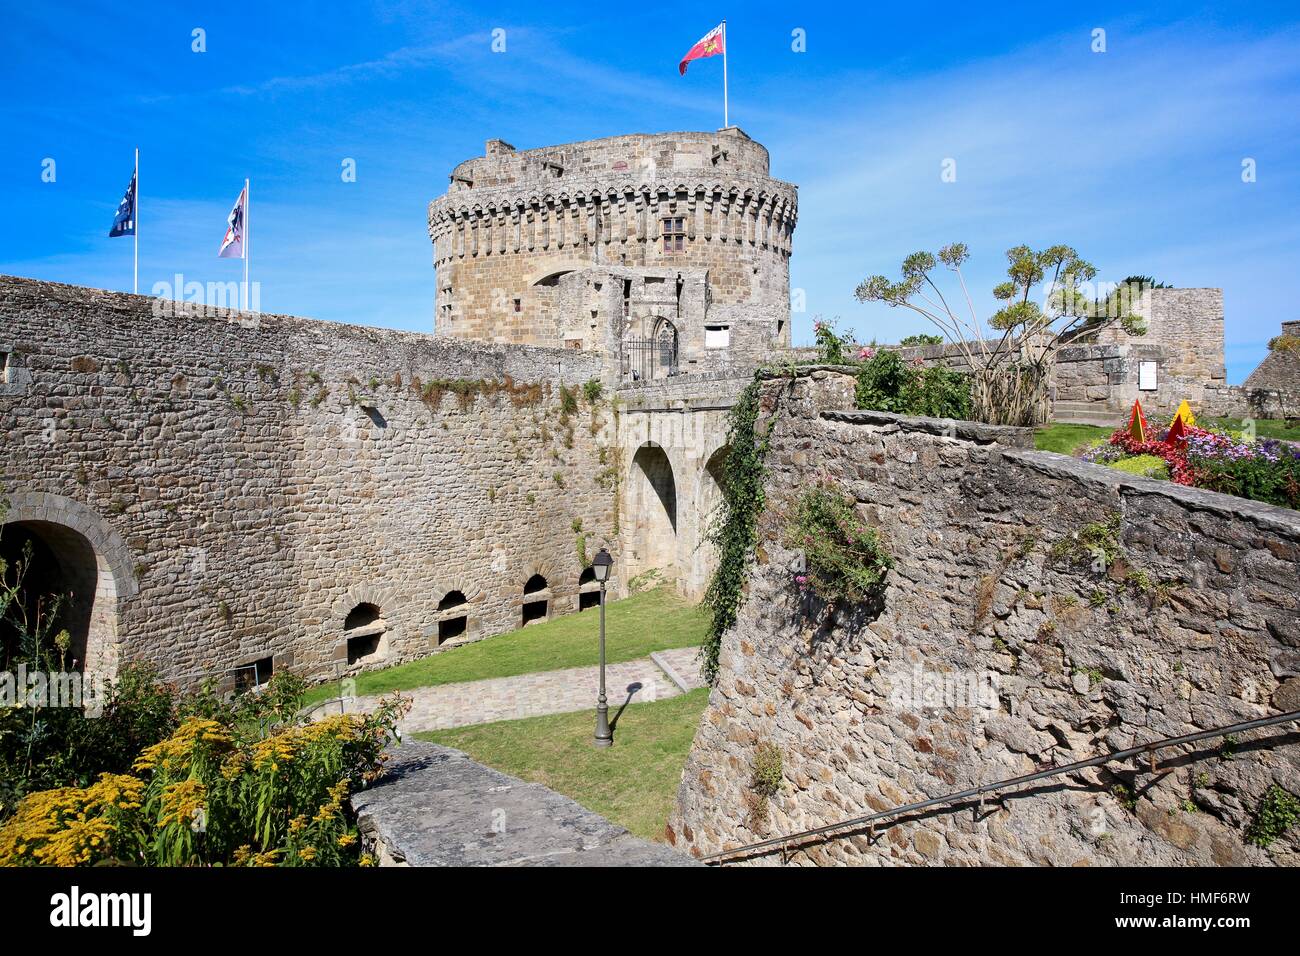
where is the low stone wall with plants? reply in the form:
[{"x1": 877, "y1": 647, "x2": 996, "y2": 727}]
[{"x1": 669, "y1": 368, "x2": 1300, "y2": 866}]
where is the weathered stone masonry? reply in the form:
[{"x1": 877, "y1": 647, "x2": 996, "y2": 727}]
[
  {"x1": 670, "y1": 369, "x2": 1300, "y2": 865},
  {"x1": 0, "y1": 276, "x2": 616, "y2": 685}
]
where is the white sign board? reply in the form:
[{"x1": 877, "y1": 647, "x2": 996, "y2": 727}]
[
  {"x1": 1138, "y1": 361, "x2": 1158, "y2": 391},
  {"x1": 705, "y1": 325, "x2": 731, "y2": 349}
]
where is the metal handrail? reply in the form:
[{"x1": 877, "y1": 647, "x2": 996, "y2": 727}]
[{"x1": 700, "y1": 708, "x2": 1300, "y2": 864}]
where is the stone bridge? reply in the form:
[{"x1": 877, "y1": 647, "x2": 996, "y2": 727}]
[{"x1": 614, "y1": 372, "x2": 748, "y2": 601}]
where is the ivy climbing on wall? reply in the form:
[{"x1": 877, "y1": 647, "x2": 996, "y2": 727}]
[{"x1": 701, "y1": 374, "x2": 788, "y2": 684}]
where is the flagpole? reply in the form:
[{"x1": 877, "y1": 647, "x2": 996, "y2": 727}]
[
  {"x1": 133, "y1": 148, "x2": 139, "y2": 295},
  {"x1": 722, "y1": 20, "x2": 729, "y2": 128},
  {"x1": 244, "y1": 178, "x2": 250, "y2": 312}
]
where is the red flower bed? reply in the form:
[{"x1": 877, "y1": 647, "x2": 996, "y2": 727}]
[{"x1": 1108, "y1": 426, "x2": 1197, "y2": 485}]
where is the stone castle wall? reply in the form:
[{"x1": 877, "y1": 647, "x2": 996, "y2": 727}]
[
  {"x1": 0, "y1": 276, "x2": 617, "y2": 686},
  {"x1": 669, "y1": 369, "x2": 1300, "y2": 865},
  {"x1": 427, "y1": 129, "x2": 796, "y2": 350}
]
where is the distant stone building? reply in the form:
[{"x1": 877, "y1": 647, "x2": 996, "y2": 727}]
[
  {"x1": 1052, "y1": 287, "x2": 1231, "y2": 424},
  {"x1": 1242, "y1": 320, "x2": 1300, "y2": 415}
]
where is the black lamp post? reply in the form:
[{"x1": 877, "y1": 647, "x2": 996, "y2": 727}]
[{"x1": 591, "y1": 548, "x2": 614, "y2": 748}]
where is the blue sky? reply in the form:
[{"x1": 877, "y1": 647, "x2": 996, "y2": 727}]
[{"x1": 2, "y1": 2, "x2": 1297, "y2": 382}]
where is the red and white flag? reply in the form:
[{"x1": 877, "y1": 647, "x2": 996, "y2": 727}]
[
  {"x1": 679, "y1": 22, "x2": 725, "y2": 75},
  {"x1": 218, "y1": 186, "x2": 247, "y2": 259}
]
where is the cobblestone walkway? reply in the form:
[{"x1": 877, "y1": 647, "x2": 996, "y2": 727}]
[{"x1": 339, "y1": 646, "x2": 705, "y2": 733}]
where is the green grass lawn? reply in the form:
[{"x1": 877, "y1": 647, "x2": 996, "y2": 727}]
[
  {"x1": 1204, "y1": 417, "x2": 1300, "y2": 442},
  {"x1": 415, "y1": 688, "x2": 710, "y2": 841},
  {"x1": 303, "y1": 587, "x2": 706, "y2": 708},
  {"x1": 1034, "y1": 422, "x2": 1111, "y2": 455}
]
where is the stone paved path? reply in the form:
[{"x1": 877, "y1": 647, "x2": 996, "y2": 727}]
[
  {"x1": 338, "y1": 645, "x2": 705, "y2": 733},
  {"x1": 352, "y1": 741, "x2": 698, "y2": 866}
]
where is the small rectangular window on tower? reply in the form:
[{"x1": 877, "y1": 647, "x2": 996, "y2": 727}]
[
  {"x1": 513, "y1": 298, "x2": 521, "y2": 313},
  {"x1": 661, "y1": 217, "x2": 686, "y2": 252},
  {"x1": 705, "y1": 325, "x2": 731, "y2": 349}
]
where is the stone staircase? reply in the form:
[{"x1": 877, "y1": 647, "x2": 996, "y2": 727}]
[{"x1": 1051, "y1": 401, "x2": 1123, "y2": 427}]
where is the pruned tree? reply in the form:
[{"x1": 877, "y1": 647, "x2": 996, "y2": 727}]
[{"x1": 855, "y1": 244, "x2": 1147, "y2": 425}]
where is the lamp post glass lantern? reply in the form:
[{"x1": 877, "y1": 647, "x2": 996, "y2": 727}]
[{"x1": 592, "y1": 549, "x2": 613, "y2": 747}]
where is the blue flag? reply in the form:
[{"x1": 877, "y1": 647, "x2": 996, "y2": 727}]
[{"x1": 109, "y1": 171, "x2": 136, "y2": 238}]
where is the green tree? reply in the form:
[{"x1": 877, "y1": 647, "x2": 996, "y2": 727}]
[{"x1": 855, "y1": 244, "x2": 1147, "y2": 425}]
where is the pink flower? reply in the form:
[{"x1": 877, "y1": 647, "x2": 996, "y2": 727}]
[
  {"x1": 911, "y1": 356, "x2": 925, "y2": 367},
  {"x1": 858, "y1": 346, "x2": 876, "y2": 360}
]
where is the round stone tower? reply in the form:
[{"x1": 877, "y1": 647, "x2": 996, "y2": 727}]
[{"x1": 427, "y1": 128, "x2": 797, "y2": 365}]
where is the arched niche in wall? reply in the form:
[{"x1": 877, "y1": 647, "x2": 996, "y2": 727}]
[{"x1": 522, "y1": 573, "x2": 550, "y2": 626}]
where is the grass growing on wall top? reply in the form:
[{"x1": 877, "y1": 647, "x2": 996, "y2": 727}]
[
  {"x1": 416, "y1": 689, "x2": 709, "y2": 841},
  {"x1": 302, "y1": 587, "x2": 704, "y2": 708}
]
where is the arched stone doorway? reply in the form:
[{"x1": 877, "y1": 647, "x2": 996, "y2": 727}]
[
  {"x1": 622, "y1": 318, "x2": 680, "y2": 382},
  {"x1": 626, "y1": 443, "x2": 678, "y2": 585},
  {"x1": 651, "y1": 318, "x2": 680, "y2": 380},
  {"x1": 0, "y1": 518, "x2": 120, "y2": 675}
]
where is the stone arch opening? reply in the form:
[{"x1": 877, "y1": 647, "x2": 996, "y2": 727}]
[
  {"x1": 627, "y1": 443, "x2": 678, "y2": 583},
  {"x1": 0, "y1": 520, "x2": 112, "y2": 673},
  {"x1": 687, "y1": 445, "x2": 732, "y2": 600},
  {"x1": 343, "y1": 602, "x2": 386, "y2": 665},
  {"x1": 522, "y1": 574, "x2": 550, "y2": 626},
  {"x1": 577, "y1": 567, "x2": 600, "y2": 611},
  {"x1": 700, "y1": 446, "x2": 731, "y2": 533},
  {"x1": 437, "y1": 590, "x2": 469, "y2": 644}
]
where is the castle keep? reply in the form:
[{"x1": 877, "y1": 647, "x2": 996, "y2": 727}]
[{"x1": 428, "y1": 129, "x2": 796, "y2": 374}]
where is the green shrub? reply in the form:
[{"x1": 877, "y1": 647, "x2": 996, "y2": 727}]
[
  {"x1": 899, "y1": 333, "x2": 944, "y2": 346},
  {"x1": 748, "y1": 740, "x2": 783, "y2": 827},
  {"x1": 1245, "y1": 785, "x2": 1300, "y2": 849},
  {"x1": 1107, "y1": 454, "x2": 1170, "y2": 480},
  {"x1": 1195, "y1": 454, "x2": 1300, "y2": 511},
  {"x1": 0, "y1": 664, "x2": 179, "y2": 823},
  {"x1": 855, "y1": 349, "x2": 971, "y2": 419},
  {"x1": 750, "y1": 741, "x2": 783, "y2": 798},
  {"x1": 0, "y1": 691, "x2": 407, "y2": 867},
  {"x1": 582, "y1": 379, "x2": 603, "y2": 404},
  {"x1": 813, "y1": 318, "x2": 849, "y2": 365},
  {"x1": 785, "y1": 484, "x2": 893, "y2": 605},
  {"x1": 855, "y1": 349, "x2": 913, "y2": 412}
]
